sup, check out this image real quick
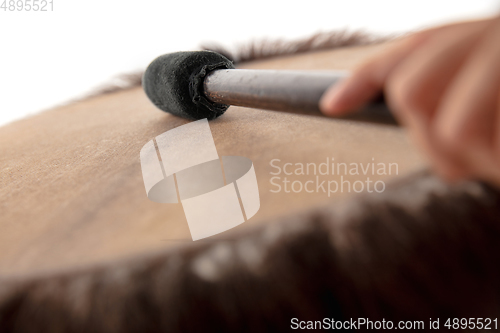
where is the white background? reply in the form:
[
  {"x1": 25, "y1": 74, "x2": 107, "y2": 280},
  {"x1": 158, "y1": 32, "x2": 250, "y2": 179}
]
[{"x1": 0, "y1": 0, "x2": 498, "y2": 127}]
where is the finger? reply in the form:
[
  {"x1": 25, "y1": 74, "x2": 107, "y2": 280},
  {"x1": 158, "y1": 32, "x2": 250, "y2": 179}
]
[
  {"x1": 387, "y1": 20, "x2": 490, "y2": 121},
  {"x1": 432, "y1": 18, "x2": 500, "y2": 184},
  {"x1": 384, "y1": 20, "x2": 490, "y2": 180},
  {"x1": 319, "y1": 19, "x2": 491, "y2": 117},
  {"x1": 319, "y1": 32, "x2": 429, "y2": 116}
]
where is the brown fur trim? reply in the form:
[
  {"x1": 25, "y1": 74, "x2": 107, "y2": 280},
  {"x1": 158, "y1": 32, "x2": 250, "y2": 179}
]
[
  {"x1": 80, "y1": 71, "x2": 144, "y2": 99},
  {"x1": 201, "y1": 30, "x2": 391, "y2": 64},
  {"x1": 86, "y1": 30, "x2": 388, "y2": 98},
  {"x1": 1, "y1": 172, "x2": 499, "y2": 332}
]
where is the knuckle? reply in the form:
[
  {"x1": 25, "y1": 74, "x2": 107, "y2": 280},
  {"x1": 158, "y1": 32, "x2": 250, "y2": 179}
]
[
  {"x1": 408, "y1": 30, "x2": 429, "y2": 43},
  {"x1": 385, "y1": 74, "x2": 419, "y2": 117},
  {"x1": 434, "y1": 123, "x2": 468, "y2": 153},
  {"x1": 354, "y1": 59, "x2": 380, "y2": 83}
]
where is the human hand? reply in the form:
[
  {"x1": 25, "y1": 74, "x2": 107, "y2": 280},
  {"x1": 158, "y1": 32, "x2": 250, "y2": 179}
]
[{"x1": 320, "y1": 17, "x2": 500, "y2": 187}]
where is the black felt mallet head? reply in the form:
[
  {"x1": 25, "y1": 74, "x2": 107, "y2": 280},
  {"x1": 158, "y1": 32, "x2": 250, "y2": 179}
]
[
  {"x1": 142, "y1": 51, "x2": 235, "y2": 120},
  {"x1": 142, "y1": 51, "x2": 396, "y2": 124}
]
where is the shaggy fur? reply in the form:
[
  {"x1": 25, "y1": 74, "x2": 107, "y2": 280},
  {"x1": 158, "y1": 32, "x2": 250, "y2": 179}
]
[
  {"x1": 88, "y1": 30, "x2": 388, "y2": 98},
  {"x1": 201, "y1": 30, "x2": 390, "y2": 64},
  {"x1": 0, "y1": 172, "x2": 499, "y2": 332}
]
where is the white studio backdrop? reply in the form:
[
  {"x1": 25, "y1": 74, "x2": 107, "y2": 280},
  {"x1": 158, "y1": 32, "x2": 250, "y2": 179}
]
[{"x1": 0, "y1": 0, "x2": 498, "y2": 127}]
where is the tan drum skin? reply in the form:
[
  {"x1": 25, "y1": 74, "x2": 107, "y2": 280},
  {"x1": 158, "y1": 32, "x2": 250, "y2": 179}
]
[{"x1": 0, "y1": 43, "x2": 426, "y2": 278}]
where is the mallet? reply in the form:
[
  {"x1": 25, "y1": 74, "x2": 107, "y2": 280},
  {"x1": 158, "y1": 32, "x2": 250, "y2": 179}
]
[{"x1": 143, "y1": 51, "x2": 396, "y2": 124}]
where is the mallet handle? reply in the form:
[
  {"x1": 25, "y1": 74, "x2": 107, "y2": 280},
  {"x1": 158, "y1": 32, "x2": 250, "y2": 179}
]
[{"x1": 204, "y1": 69, "x2": 396, "y2": 125}]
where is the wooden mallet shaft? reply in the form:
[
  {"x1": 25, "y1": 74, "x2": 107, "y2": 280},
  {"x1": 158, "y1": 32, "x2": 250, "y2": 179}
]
[
  {"x1": 142, "y1": 51, "x2": 396, "y2": 124},
  {"x1": 204, "y1": 69, "x2": 395, "y2": 124}
]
